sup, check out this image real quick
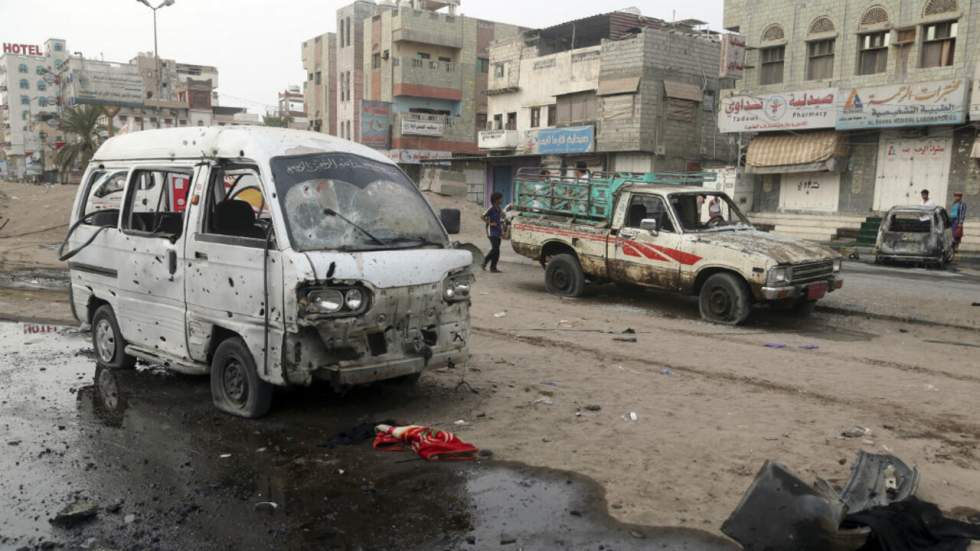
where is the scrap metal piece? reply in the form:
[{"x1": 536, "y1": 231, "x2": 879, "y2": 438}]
[
  {"x1": 840, "y1": 450, "x2": 919, "y2": 515},
  {"x1": 722, "y1": 461, "x2": 868, "y2": 551}
]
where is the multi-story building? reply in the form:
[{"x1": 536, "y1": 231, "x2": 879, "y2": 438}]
[
  {"x1": 360, "y1": 0, "x2": 522, "y2": 167},
  {"x1": 336, "y1": 0, "x2": 378, "y2": 143},
  {"x1": 276, "y1": 85, "x2": 308, "y2": 129},
  {"x1": 722, "y1": 0, "x2": 978, "y2": 247},
  {"x1": 478, "y1": 11, "x2": 737, "y2": 205},
  {"x1": 0, "y1": 38, "x2": 68, "y2": 179},
  {"x1": 301, "y1": 32, "x2": 337, "y2": 134}
]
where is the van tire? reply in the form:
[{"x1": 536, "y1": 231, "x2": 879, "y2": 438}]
[
  {"x1": 698, "y1": 273, "x2": 751, "y2": 325},
  {"x1": 210, "y1": 337, "x2": 273, "y2": 419},
  {"x1": 91, "y1": 305, "x2": 136, "y2": 370},
  {"x1": 545, "y1": 254, "x2": 586, "y2": 298}
]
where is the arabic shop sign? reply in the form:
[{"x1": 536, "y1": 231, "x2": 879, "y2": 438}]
[
  {"x1": 719, "y1": 88, "x2": 836, "y2": 133},
  {"x1": 521, "y1": 126, "x2": 594, "y2": 154},
  {"x1": 968, "y1": 76, "x2": 980, "y2": 120},
  {"x1": 837, "y1": 79, "x2": 966, "y2": 130}
]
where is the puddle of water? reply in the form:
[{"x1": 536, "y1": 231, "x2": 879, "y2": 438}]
[{"x1": 0, "y1": 322, "x2": 736, "y2": 550}]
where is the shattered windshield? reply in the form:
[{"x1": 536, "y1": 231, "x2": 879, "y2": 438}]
[
  {"x1": 669, "y1": 192, "x2": 753, "y2": 233},
  {"x1": 270, "y1": 153, "x2": 447, "y2": 252}
]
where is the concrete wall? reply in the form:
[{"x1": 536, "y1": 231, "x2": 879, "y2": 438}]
[{"x1": 724, "y1": 0, "x2": 980, "y2": 95}]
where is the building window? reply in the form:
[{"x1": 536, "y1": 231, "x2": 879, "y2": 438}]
[
  {"x1": 477, "y1": 57, "x2": 489, "y2": 73},
  {"x1": 37, "y1": 81, "x2": 46, "y2": 91},
  {"x1": 346, "y1": 18, "x2": 352, "y2": 47},
  {"x1": 38, "y1": 96, "x2": 47, "y2": 107},
  {"x1": 921, "y1": 21, "x2": 956, "y2": 68},
  {"x1": 21, "y1": 95, "x2": 30, "y2": 105},
  {"x1": 35, "y1": 66, "x2": 45, "y2": 75},
  {"x1": 530, "y1": 107, "x2": 541, "y2": 128},
  {"x1": 759, "y1": 46, "x2": 785, "y2": 85},
  {"x1": 22, "y1": 111, "x2": 29, "y2": 120},
  {"x1": 339, "y1": 20, "x2": 344, "y2": 48},
  {"x1": 494, "y1": 63, "x2": 505, "y2": 78},
  {"x1": 493, "y1": 114, "x2": 503, "y2": 130},
  {"x1": 806, "y1": 39, "x2": 835, "y2": 80},
  {"x1": 417, "y1": 52, "x2": 431, "y2": 59},
  {"x1": 19, "y1": 79, "x2": 29, "y2": 90},
  {"x1": 372, "y1": 53, "x2": 381, "y2": 69},
  {"x1": 315, "y1": 71, "x2": 322, "y2": 85},
  {"x1": 18, "y1": 64, "x2": 28, "y2": 74},
  {"x1": 556, "y1": 92, "x2": 597, "y2": 124},
  {"x1": 54, "y1": 42, "x2": 63, "y2": 52},
  {"x1": 506, "y1": 112, "x2": 517, "y2": 130},
  {"x1": 857, "y1": 32, "x2": 889, "y2": 75},
  {"x1": 702, "y1": 90, "x2": 716, "y2": 112},
  {"x1": 476, "y1": 113, "x2": 488, "y2": 130},
  {"x1": 438, "y1": 56, "x2": 451, "y2": 63},
  {"x1": 547, "y1": 104, "x2": 556, "y2": 127}
]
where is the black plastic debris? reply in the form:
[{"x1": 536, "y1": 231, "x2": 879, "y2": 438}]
[
  {"x1": 721, "y1": 461, "x2": 869, "y2": 551},
  {"x1": 840, "y1": 451, "x2": 918, "y2": 515},
  {"x1": 843, "y1": 496, "x2": 980, "y2": 551}
]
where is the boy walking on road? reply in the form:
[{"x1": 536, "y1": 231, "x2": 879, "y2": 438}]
[{"x1": 482, "y1": 192, "x2": 504, "y2": 273}]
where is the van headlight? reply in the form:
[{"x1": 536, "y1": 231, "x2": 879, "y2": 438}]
[
  {"x1": 304, "y1": 287, "x2": 371, "y2": 317},
  {"x1": 832, "y1": 259, "x2": 842, "y2": 273},
  {"x1": 766, "y1": 266, "x2": 790, "y2": 287},
  {"x1": 443, "y1": 272, "x2": 472, "y2": 303}
]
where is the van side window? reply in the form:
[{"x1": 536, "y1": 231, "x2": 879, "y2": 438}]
[
  {"x1": 626, "y1": 195, "x2": 675, "y2": 232},
  {"x1": 202, "y1": 166, "x2": 271, "y2": 242},
  {"x1": 122, "y1": 169, "x2": 191, "y2": 239},
  {"x1": 81, "y1": 170, "x2": 128, "y2": 227}
]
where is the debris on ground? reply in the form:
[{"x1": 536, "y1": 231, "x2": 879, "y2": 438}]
[
  {"x1": 254, "y1": 501, "x2": 278, "y2": 513},
  {"x1": 722, "y1": 451, "x2": 943, "y2": 551},
  {"x1": 623, "y1": 412, "x2": 639, "y2": 422},
  {"x1": 764, "y1": 343, "x2": 786, "y2": 349},
  {"x1": 50, "y1": 500, "x2": 98, "y2": 527},
  {"x1": 493, "y1": 311, "x2": 507, "y2": 318},
  {"x1": 320, "y1": 420, "x2": 397, "y2": 449},
  {"x1": 800, "y1": 344, "x2": 819, "y2": 350},
  {"x1": 373, "y1": 424, "x2": 479, "y2": 461},
  {"x1": 532, "y1": 397, "x2": 553, "y2": 406},
  {"x1": 660, "y1": 368, "x2": 673, "y2": 376},
  {"x1": 842, "y1": 426, "x2": 871, "y2": 438},
  {"x1": 613, "y1": 336, "x2": 638, "y2": 343},
  {"x1": 584, "y1": 404, "x2": 601, "y2": 412}
]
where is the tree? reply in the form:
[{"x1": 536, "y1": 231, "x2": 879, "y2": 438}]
[
  {"x1": 263, "y1": 114, "x2": 293, "y2": 128},
  {"x1": 55, "y1": 105, "x2": 107, "y2": 181}
]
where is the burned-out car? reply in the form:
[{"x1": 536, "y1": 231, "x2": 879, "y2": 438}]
[
  {"x1": 64, "y1": 127, "x2": 472, "y2": 418},
  {"x1": 875, "y1": 205, "x2": 955, "y2": 268}
]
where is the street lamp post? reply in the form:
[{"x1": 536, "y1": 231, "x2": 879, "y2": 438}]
[{"x1": 136, "y1": 0, "x2": 176, "y2": 102}]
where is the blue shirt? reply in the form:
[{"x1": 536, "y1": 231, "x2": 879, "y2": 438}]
[
  {"x1": 485, "y1": 206, "x2": 502, "y2": 238},
  {"x1": 951, "y1": 202, "x2": 966, "y2": 224}
]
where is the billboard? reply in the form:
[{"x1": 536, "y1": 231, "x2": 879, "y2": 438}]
[
  {"x1": 521, "y1": 126, "x2": 594, "y2": 155},
  {"x1": 400, "y1": 118, "x2": 444, "y2": 137},
  {"x1": 67, "y1": 61, "x2": 144, "y2": 108},
  {"x1": 719, "y1": 88, "x2": 837, "y2": 133},
  {"x1": 360, "y1": 100, "x2": 391, "y2": 149},
  {"x1": 837, "y1": 79, "x2": 967, "y2": 130},
  {"x1": 719, "y1": 34, "x2": 746, "y2": 79}
]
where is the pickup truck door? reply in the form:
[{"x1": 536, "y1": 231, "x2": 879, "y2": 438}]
[{"x1": 608, "y1": 193, "x2": 686, "y2": 290}]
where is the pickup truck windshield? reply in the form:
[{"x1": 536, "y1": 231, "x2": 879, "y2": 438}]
[
  {"x1": 669, "y1": 192, "x2": 753, "y2": 233},
  {"x1": 270, "y1": 153, "x2": 447, "y2": 252}
]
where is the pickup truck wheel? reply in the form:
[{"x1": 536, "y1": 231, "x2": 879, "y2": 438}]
[
  {"x1": 699, "y1": 273, "x2": 751, "y2": 325},
  {"x1": 545, "y1": 254, "x2": 586, "y2": 298},
  {"x1": 210, "y1": 337, "x2": 273, "y2": 419},
  {"x1": 91, "y1": 305, "x2": 136, "y2": 370}
]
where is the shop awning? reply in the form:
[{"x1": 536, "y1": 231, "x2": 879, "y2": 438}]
[
  {"x1": 746, "y1": 131, "x2": 847, "y2": 174},
  {"x1": 597, "y1": 77, "x2": 640, "y2": 96},
  {"x1": 663, "y1": 80, "x2": 702, "y2": 102}
]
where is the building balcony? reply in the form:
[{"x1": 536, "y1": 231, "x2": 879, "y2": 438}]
[
  {"x1": 391, "y1": 8, "x2": 463, "y2": 49},
  {"x1": 392, "y1": 58, "x2": 463, "y2": 100},
  {"x1": 393, "y1": 111, "x2": 473, "y2": 143},
  {"x1": 478, "y1": 129, "x2": 520, "y2": 150}
]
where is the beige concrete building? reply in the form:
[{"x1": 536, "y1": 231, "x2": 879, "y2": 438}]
[
  {"x1": 722, "y1": 0, "x2": 979, "y2": 247},
  {"x1": 301, "y1": 32, "x2": 337, "y2": 134}
]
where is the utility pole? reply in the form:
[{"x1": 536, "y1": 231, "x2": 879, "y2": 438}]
[{"x1": 136, "y1": 0, "x2": 176, "y2": 102}]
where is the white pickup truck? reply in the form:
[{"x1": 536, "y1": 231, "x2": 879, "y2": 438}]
[{"x1": 509, "y1": 170, "x2": 843, "y2": 324}]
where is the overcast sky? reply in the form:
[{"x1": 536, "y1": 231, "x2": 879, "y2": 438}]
[{"x1": 0, "y1": 0, "x2": 723, "y2": 113}]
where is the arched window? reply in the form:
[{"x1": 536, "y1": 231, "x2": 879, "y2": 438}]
[
  {"x1": 18, "y1": 64, "x2": 28, "y2": 74},
  {"x1": 761, "y1": 24, "x2": 784, "y2": 42},
  {"x1": 38, "y1": 96, "x2": 48, "y2": 107},
  {"x1": 806, "y1": 17, "x2": 836, "y2": 80},
  {"x1": 20, "y1": 95, "x2": 30, "y2": 105},
  {"x1": 923, "y1": 0, "x2": 957, "y2": 16},
  {"x1": 37, "y1": 81, "x2": 46, "y2": 91},
  {"x1": 19, "y1": 79, "x2": 29, "y2": 90},
  {"x1": 858, "y1": 7, "x2": 891, "y2": 74}
]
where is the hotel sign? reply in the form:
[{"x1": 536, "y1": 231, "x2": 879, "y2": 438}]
[
  {"x1": 719, "y1": 88, "x2": 837, "y2": 133},
  {"x1": 837, "y1": 79, "x2": 966, "y2": 130},
  {"x1": 3, "y1": 43, "x2": 43, "y2": 56}
]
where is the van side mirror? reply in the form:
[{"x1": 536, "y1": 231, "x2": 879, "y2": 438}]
[
  {"x1": 640, "y1": 218, "x2": 660, "y2": 234},
  {"x1": 440, "y1": 208, "x2": 461, "y2": 235}
]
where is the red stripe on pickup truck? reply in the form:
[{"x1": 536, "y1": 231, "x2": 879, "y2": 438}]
[{"x1": 513, "y1": 223, "x2": 701, "y2": 266}]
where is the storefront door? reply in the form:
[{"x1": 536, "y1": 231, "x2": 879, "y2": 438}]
[
  {"x1": 778, "y1": 171, "x2": 841, "y2": 212},
  {"x1": 874, "y1": 134, "x2": 951, "y2": 211},
  {"x1": 492, "y1": 165, "x2": 513, "y2": 206}
]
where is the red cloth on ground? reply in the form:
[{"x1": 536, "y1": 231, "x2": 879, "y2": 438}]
[{"x1": 373, "y1": 424, "x2": 478, "y2": 461}]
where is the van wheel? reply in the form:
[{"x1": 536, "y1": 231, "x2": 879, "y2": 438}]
[
  {"x1": 91, "y1": 305, "x2": 136, "y2": 369},
  {"x1": 210, "y1": 337, "x2": 273, "y2": 419},
  {"x1": 545, "y1": 254, "x2": 586, "y2": 297},
  {"x1": 699, "y1": 273, "x2": 751, "y2": 325}
]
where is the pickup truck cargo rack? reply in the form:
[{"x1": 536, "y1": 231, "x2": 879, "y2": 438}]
[{"x1": 513, "y1": 168, "x2": 717, "y2": 221}]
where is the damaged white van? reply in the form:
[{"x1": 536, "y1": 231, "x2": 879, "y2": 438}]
[{"x1": 64, "y1": 127, "x2": 472, "y2": 418}]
